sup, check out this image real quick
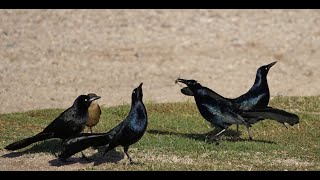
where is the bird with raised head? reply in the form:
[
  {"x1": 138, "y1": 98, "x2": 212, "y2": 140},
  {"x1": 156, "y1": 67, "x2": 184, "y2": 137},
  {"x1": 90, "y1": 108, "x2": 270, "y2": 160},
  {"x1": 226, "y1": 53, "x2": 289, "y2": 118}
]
[
  {"x1": 176, "y1": 78, "x2": 299, "y2": 141},
  {"x1": 58, "y1": 83, "x2": 147, "y2": 164},
  {"x1": 179, "y1": 61, "x2": 298, "y2": 130}
]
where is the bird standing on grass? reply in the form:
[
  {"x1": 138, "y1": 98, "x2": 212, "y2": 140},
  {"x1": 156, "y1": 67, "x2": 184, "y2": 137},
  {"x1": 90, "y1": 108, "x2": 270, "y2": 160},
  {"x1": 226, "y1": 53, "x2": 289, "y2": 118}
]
[
  {"x1": 180, "y1": 62, "x2": 297, "y2": 130},
  {"x1": 176, "y1": 78, "x2": 299, "y2": 141},
  {"x1": 5, "y1": 93, "x2": 101, "y2": 151},
  {"x1": 181, "y1": 62, "x2": 277, "y2": 110},
  {"x1": 58, "y1": 83, "x2": 147, "y2": 164}
]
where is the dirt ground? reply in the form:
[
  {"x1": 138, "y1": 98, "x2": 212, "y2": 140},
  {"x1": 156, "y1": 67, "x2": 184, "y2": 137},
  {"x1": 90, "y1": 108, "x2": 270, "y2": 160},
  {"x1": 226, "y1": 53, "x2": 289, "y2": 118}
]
[
  {"x1": 0, "y1": 9, "x2": 319, "y2": 170},
  {"x1": 1, "y1": 9, "x2": 320, "y2": 114}
]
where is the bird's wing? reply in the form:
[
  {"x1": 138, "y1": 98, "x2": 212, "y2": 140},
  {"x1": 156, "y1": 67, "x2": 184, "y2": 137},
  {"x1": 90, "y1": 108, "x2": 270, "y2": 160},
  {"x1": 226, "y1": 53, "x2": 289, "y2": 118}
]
[
  {"x1": 203, "y1": 103, "x2": 247, "y2": 125},
  {"x1": 203, "y1": 86, "x2": 233, "y2": 103},
  {"x1": 181, "y1": 86, "x2": 234, "y2": 106}
]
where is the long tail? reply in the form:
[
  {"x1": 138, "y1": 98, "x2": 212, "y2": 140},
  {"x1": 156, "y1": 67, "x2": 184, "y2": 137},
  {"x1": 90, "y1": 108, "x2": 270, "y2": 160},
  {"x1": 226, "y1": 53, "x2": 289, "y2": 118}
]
[
  {"x1": 242, "y1": 107, "x2": 300, "y2": 126},
  {"x1": 58, "y1": 132, "x2": 112, "y2": 160},
  {"x1": 5, "y1": 132, "x2": 54, "y2": 151}
]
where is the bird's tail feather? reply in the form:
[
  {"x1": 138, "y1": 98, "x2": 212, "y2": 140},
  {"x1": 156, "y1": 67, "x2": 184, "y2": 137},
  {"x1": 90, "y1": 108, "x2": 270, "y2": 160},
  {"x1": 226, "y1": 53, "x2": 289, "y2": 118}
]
[
  {"x1": 5, "y1": 132, "x2": 54, "y2": 151},
  {"x1": 58, "y1": 132, "x2": 112, "y2": 160},
  {"x1": 242, "y1": 115, "x2": 265, "y2": 125},
  {"x1": 243, "y1": 107, "x2": 299, "y2": 126}
]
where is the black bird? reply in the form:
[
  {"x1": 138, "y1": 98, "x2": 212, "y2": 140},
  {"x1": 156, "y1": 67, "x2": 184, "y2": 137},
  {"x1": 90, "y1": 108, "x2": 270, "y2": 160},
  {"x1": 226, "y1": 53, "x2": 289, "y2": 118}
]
[
  {"x1": 181, "y1": 61, "x2": 277, "y2": 109},
  {"x1": 180, "y1": 62, "x2": 295, "y2": 129},
  {"x1": 5, "y1": 93, "x2": 101, "y2": 151},
  {"x1": 232, "y1": 61, "x2": 277, "y2": 111},
  {"x1": 176, "y1": 78, "x2": 299, "y2": 140},
  {"x1": 58, "y1": 83, "x2": 148, "y2": 163}
]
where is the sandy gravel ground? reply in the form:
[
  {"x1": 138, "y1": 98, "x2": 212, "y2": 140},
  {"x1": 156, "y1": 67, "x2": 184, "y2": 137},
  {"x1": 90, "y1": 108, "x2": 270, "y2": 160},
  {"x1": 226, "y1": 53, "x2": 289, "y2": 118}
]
[
  {"x1": 0, "y1": 9, "x2": 319, "y2": 114},
  {"x1": 0, "y1": 10, "x2": 319, "y2": 170}
]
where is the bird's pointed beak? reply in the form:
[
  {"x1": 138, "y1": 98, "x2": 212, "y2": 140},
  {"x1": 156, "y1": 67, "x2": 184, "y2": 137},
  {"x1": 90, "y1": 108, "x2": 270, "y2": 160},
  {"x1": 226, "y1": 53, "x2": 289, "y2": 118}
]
[
  {"x1": 136, "y1": 83, "x2": 143, "y2": 93},
  {"x1": 175, "y1": 78, "x2": 187, "y2": 85},
  {"x1": 89, "y1": 95, "x2": 101, "y2": 102},
  {"x1": 267, "y1": 61, "x2": 277, "y2": 69}
]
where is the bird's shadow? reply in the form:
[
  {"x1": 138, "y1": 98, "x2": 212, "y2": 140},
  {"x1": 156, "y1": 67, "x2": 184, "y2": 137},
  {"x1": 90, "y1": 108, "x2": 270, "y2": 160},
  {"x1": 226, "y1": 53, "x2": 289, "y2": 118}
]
[
  {"x1": 48, "y1": 147, "x2": 125, "y2": 167},
  {"x1": 2, "y1": 137, "x2": 127, "y2": 167},
  {"x1": 1, "y1": 139, "x2": 62, "y2": 158},
  {"x1": 147, "y1": 129, "x2": 276, "y2": 144}
]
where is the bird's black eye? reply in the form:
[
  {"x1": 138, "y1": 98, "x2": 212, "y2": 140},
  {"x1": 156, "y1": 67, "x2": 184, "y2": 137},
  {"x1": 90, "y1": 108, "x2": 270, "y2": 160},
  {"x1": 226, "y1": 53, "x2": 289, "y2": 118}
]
[
  {"x1": 265, "y1": 67, "x2": 268, "y2": 70},
  {"x1": 85, "y1": 98, "x2": 88, "y2": 102}
]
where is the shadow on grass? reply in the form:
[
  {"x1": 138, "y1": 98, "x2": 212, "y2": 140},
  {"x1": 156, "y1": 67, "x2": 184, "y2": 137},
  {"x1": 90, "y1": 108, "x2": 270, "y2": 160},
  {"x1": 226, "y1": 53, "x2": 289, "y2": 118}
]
[
  {"x1": 1, "y1": 139, "x2": 62, "y2": 158},
  {"x1": 2, "y1": 139, "x2": 127, "y2": 166},
  {"x1": 2, "y1": 135, "x2": 130, "y2": 167},
  {"x1": 48, "y1": 147, "x2": 125, "y2": 167},
  {"x1": 147, "y1": 129, "x2": 276, "y2": 144}
]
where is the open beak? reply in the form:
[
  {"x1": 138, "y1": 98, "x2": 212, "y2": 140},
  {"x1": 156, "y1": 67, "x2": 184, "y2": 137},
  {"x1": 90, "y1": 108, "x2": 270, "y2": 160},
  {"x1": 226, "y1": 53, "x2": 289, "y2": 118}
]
[
  {"x1": 267, "y1": 61, "x2": 277, "y2": 69},
  {"x1": 175, "y1": 78, "x2": 188, "y2": 85}
]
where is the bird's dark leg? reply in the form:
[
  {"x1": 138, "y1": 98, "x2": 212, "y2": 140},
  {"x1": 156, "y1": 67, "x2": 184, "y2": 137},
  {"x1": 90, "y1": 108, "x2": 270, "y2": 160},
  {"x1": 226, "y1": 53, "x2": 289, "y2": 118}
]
[
  {"x1": 53, "y1": 152, "x2": 59, "y2": 158},
  {"x1": 90, "y1": 127, "x2": 93, "y2": 133},
  {"x1": 209, "y1": 128, "x2": 226, "y2": 140},
  {"x1": 80, "y1": 151, "x2": 91, "y2": 161},
  {"x1": 282, "y1": 123, "x2": 288, "y2": 129},
  {"x1": 123, "y1": 146, "x2": 133, "y2": 164},
  {"x1": 236, "y1": 124, "x2": 239, "y2": 133},
  {"x1": 246, "y1": 126, "x2": 253, "y2": 140}
]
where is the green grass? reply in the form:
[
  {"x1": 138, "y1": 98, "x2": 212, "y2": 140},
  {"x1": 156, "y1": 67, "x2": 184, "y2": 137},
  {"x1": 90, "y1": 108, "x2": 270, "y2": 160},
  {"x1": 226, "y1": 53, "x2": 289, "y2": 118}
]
[{"x1": 1, "y1": 96, "x2": 320, "y2": 170}]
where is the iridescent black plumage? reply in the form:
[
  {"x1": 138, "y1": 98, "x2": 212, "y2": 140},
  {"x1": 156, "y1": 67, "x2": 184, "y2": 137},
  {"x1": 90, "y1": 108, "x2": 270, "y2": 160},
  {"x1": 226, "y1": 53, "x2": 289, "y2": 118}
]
[
  {"x1": 232, "y1": 61, "x2": 277, "y2": 110},
  {"x1": 177, "y1": 78, "x2": 299, "y2": 140},
  {"x1": 180, "y1": 62, "x2": 299, "y2": 128},
  {"x1": 181, "y1": 62, "x2": 277, "y2": 110},
  {"x1": 58, "y1": 83, "x2": 147, "y2": 163},
  {"x1": 5, "y1": 94, "x2": 101, "y2": 151}
]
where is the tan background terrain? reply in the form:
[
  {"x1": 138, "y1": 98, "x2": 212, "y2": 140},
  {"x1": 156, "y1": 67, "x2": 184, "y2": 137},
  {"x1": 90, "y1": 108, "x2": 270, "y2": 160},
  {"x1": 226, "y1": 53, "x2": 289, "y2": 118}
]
[
  {"x1": 0, "y1": 9, "x2": 319, "y2": 171},
  {"x1": 0, "y1": 9, "x2": 319, "y2": 114}
]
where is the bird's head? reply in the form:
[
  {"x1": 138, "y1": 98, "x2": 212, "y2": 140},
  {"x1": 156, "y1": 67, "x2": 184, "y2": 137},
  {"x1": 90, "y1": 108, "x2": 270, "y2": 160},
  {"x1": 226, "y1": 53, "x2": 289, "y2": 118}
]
[
  {"x1": 175, "y1": 78, "x2": 199, "y2": 86},
  {"x1": 175, "y1": 78, "x2": 202, "y2": 92},
  {"x1": 257, "y1": 61, "x2": 277, "y2": 76},
  {"x1": 87, "y1": 93, "x2": 101, "y2": 102},
  {"x1": 74, "y1": 94, "x2": 101, "y2": 109},
  {"x1": 132, "y1": 83, "x2": 143, "y2": 101}
]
